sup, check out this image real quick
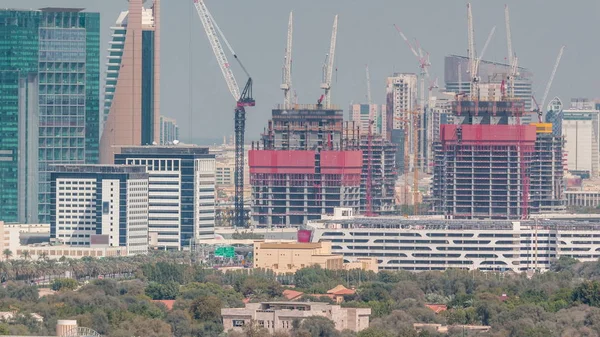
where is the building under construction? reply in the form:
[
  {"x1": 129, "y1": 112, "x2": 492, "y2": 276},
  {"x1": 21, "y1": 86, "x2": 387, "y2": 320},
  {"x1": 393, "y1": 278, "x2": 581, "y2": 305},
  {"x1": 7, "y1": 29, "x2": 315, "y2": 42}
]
[
  {"x1": 358, "y1": 134, "x2": 397, "y2": 214},
  {"x1": 249, "y1": 105, "x2": 363, "y2": 227},
  {"x1": 432, "y1": 99, "x2": 565, "y2": 219}
]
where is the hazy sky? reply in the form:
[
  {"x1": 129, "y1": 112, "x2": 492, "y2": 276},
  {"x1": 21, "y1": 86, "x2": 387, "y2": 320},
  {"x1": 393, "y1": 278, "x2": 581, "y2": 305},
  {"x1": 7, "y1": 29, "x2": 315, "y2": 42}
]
[{"x1": 6, "y1": 0, "x2": 600, "y2": 143}]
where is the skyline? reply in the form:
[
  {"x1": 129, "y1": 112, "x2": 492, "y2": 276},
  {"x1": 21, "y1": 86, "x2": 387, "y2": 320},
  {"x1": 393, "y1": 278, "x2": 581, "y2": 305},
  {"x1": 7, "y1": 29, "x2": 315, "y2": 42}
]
[{"x1": 4, "y1": 0, "x2": 599, "y2": 143}]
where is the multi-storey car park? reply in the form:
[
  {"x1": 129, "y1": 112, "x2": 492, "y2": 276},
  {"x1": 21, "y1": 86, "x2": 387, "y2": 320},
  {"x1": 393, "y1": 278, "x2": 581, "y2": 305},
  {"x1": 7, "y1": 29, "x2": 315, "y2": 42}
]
[{"x1": 304, "y1": 210, "x2": 600, "y2": 272}]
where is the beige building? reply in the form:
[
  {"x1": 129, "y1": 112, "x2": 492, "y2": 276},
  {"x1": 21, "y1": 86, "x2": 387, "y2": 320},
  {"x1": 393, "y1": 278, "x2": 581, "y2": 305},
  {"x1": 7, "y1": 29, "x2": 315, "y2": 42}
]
[
  {"x1": 253, "y1": 241, "x2": 343, "y2": 274},
  {"x1": 222, "y1": 302, "x2": 371, "y2": 334}
]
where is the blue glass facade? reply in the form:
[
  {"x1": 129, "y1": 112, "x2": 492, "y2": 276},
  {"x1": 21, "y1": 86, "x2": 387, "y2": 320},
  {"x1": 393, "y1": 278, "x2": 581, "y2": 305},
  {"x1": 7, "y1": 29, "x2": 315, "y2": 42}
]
[{"x1": 0, "y1": 9, "x2": 99, "y2": 223}]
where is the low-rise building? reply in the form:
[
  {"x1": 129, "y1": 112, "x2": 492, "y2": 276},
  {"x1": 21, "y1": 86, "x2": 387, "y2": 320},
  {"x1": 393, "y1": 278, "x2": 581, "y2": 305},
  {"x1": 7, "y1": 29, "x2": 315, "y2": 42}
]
[
  {"x1": 566, "y1": 190, "x2": 600, "y2": 208},
  {"x1": 222, "y1": 301, "x2": 371, "y2": 333},
  {"x1": 253, "y1": 241, "x2": 343, "y2": 274}
]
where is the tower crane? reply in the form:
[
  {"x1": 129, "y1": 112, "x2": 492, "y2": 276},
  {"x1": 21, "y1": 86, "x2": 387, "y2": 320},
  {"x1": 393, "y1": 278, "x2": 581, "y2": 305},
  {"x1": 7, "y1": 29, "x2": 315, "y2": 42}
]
[
  {"x1": 504, "y1": 4, "x2": 518, "y2": 99},
  {"x1": 365, "y1": 64, "x2": 372, "y2": 105},
  {"x1": 532, "y1": 46, "x2": 565, "y2": 122},
  {"x1": 393, "y1": 24, "x2": 430, "y2": 172},
  {"x1": 319, "y1": 15, "x2": 338, "y2": 108},
  {"x1": 466, "y1": 3, "x2": 477, "y2": 97},
  {"x1": 539, "y1": 46, "x2": 565, "y2": 117},
  {"x1": 281, "y1": 11, "x2": 293, "y2": 108},
  {"x1": 193, "y1": 0, "x2": 255, "y2": 228}
]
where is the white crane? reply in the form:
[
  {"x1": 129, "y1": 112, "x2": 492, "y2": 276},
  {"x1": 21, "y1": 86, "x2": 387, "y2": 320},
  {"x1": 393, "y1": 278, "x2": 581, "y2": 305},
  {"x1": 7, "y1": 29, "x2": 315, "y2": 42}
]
[
  {"x1": 192, "y1": 0, "x2": 254, "y2": 228},
  {"x1": 504, "y1": 4, "x2": 518, "y2": 98},
  {"x1": 192, "y1": 0, "x2": 240, "y2": 101},
  {"x1": 474, "y1": 26, "x2": 496, "y2": 81},
  {"x1": 365, "y1": 64, "x2": 372, "y2": 105},
  {"x1": 319, "y1": 15, "x2": 338, "y2": 108},
  {"x1": 280, "y1": 11, "x2": 293, "y2": 108},
  {"x1": 505, "y1": 4, "x2": 514, "y2": 71},
  {"x1": 467, "y1": 3, "x2": 477, "y2": 97},
  {"x1": 540, "y1": 46, "x2": 565, "y2": 111}
]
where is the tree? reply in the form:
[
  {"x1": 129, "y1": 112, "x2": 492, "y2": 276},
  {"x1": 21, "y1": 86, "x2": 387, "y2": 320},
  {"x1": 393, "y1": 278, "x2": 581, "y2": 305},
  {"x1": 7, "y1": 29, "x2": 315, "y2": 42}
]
[
  {"x1": 358, "y1": 327, "x2": 395, "y2": 337},
  {"x1": 166, "y1": 310, "x2": 193, "y2": 337},
  {"x1": 51, "y1": 278, "x2": 78, "y2": 291},
  {"x1": 293, "y1": 316, "x2": 339, "y2": 337},
  {"x1": 190, "y1": 295, "x2": 223, "y2": 323},
  {"x1": 2, "y1": 249, "x2": 12, "y2": 260},
  {"x1": 145, "y1": 281, "x2": 179, "y2": 300},
  {"x1": 573, "y1": 281, "x2": 600, "y2": 307}
]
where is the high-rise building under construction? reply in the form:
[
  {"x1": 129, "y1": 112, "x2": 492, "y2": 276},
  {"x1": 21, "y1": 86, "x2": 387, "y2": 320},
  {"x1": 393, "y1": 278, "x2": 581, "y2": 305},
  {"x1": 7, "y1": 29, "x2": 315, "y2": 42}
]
[
  {"x1": 432, "y1": 98, "x2": 564, "y2": 219},
  {"x1": 249, "y1": 104, "x2": 363, "y2": 227}
]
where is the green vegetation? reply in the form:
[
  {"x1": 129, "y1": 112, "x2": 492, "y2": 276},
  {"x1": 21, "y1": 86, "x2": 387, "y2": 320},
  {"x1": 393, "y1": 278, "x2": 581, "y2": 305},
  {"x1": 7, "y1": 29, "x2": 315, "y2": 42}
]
[{"x1": 3, "y1": 254, "x2": 600, "y2": 336}]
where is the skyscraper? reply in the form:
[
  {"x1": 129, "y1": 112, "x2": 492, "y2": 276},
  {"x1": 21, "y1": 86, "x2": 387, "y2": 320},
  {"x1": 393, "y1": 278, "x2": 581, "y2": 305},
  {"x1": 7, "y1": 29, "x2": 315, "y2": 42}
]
[
  {"x1": 100, "y1": 0, "x2": 160, "y2": 164},
  {"x1": 0, "y1": 8, "x2": 100, "y2": 223}
]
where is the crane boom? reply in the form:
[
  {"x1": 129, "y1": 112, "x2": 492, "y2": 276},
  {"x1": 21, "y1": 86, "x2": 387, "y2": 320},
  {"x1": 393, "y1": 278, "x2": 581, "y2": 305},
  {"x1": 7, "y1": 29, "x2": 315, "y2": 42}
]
[
  {"x1": 475, "y1": 26, "x2": 496, "y2": 77},
  {"x1": 320, "y1": 15, "x2": 338, "y2": 107},
  {"x1": 281, "y1": 11, "x2": 293, "y2": 107},
  {"x1": 540, "y1": 45, "x2": 565, "y2": 110},
  {"x1": 193, "y1": 0, "x2": 240, "y2": 101},
  {"x1": 505, "y1": 4, "x2": 513, "y2": 70},
  {"x1": 366, "y1": 64, "x2": 372, "y2": 105},
  {"x1": 393, "y1": 24, "x2": 419, "y2": 58}
]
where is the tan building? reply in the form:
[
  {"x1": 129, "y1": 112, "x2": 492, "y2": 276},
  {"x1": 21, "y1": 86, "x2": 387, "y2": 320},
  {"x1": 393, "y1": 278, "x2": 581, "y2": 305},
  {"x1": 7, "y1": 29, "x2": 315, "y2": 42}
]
[
  {"x1": 100, "y1": 0, "x2": 161, "y2": 164},
  {"x1": 222, "y1": 302, "x2": 371, "y2": 334},
  {"x1": 253, "y1": 241, "x2": 343, "y2": 274}
]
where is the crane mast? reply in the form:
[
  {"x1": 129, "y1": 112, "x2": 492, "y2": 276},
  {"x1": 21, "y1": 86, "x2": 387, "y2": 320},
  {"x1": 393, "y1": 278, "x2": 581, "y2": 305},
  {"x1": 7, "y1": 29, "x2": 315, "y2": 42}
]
[
  {"x1": 320, "y1": 15, "x2": 338, "y2": 108},
  {"x1": 505, "y1": 5, "x2": 514, "y2": 72},
  {"x1": 281, "y1": 11, "x2": 293, "y2": 108},
  {"x1": 193, "y1": 0, "x2": 254, "y2": 228},
  {"x1": 467, "y1": 3, "x2": 477, "y2": 97},
  {"x1": 504, "y1": 4, "x2": 517, "y2": 99}
]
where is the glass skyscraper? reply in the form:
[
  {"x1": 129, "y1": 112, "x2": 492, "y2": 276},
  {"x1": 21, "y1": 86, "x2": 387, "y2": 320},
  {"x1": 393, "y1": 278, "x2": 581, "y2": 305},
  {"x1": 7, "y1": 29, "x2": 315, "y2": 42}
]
[{"x1": 0, "y1": 8, "x2": 99, "y2": 223}]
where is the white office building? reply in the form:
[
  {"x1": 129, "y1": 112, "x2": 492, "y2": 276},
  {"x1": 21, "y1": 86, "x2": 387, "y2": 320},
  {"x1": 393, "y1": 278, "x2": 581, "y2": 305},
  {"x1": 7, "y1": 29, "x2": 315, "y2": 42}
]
[
  {"x1": 305, "y1": 209, "x2": 600, "y2": 272},
  {"x1": 50, "y1": 165, "x2": 149, "y2": 255},
  {"x1": 115, "y1": 146, "x2": 216, "y2": 250},
  {"x1": 562, "y1": 99, "x2": 600, "y2": 177}
]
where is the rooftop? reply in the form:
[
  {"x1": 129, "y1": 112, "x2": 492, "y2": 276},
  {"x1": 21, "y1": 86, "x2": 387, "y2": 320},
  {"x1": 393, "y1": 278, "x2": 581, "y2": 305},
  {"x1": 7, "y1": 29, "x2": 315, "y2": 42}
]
[
  {"x1": 51, "y1": 164, "x2": 147, "y2": 174},
  {"x1": 257, "y1": 242, "x2": 323, "y2": 250},
  {"x1": 119, "y1": 146, "x2": 210, "y2": 156}
]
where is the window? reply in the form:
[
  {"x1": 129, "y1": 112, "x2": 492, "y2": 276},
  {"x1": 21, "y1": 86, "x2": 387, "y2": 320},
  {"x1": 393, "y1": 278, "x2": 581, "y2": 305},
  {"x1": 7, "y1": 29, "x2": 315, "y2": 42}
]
[{"x1": 233, "y1": 320, "x2": 245, "y2": 327}]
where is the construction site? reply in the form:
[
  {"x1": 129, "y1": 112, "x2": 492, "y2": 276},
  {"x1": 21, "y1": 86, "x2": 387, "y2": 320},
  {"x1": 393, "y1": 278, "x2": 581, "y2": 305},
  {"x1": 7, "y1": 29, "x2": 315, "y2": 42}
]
[
  {"x1": 431, "y1": 4, "x2": 565, "y2": 220},
  {"x1": 193, "y1": 0, "x2": 567, "y2": 226}
]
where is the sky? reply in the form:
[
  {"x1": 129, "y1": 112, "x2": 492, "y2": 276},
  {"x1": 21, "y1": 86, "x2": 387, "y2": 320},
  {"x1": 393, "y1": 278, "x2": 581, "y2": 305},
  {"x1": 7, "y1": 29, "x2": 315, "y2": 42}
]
[{"x1": 6, "y1": 0, "x2": 600, "y2": 144}]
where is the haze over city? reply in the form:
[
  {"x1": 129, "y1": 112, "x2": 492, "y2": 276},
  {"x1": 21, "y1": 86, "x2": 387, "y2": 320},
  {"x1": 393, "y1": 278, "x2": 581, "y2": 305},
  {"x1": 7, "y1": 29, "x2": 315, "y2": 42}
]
[{"x1": 4, "y1": 0, "x2": 598, "y2": 142}]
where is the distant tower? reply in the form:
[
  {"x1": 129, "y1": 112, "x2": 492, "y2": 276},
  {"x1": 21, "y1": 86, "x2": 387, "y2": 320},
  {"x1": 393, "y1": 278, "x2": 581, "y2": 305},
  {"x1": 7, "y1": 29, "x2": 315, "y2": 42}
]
[{"x1": 100, "y1": 0, "x2": 161, "y2": 163}]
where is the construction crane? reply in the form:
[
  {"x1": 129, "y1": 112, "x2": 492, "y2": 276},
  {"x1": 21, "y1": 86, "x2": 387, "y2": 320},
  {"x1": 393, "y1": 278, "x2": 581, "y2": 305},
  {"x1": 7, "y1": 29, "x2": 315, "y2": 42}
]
[
  {"x1": 365, "y1": 64, "x2": 372, "y2": 105},
  {"x1": 540, "y1": 46, "x2": 565, "y2": 116},
  {"x1": 466, "y1": 3, "x2": 477, "y2": 97},
  {"x1": 281, "y1": 11, "x2": 293, "y2": 108},
  {"x1": 504, "y1": 4, "x2": 518, "y2": 99},
  {"x1": 319, "y1": 15, "x2": 338, "y2": 108},
  {"x1": 532, "y1": 46, "x2": 565, "y2": 122},
  {"x1": 393, "y1": 24, "x2": 430, "y2": 172},
  {"x1": 193, "y1": 0, "x2": 255, "y2": 228}
]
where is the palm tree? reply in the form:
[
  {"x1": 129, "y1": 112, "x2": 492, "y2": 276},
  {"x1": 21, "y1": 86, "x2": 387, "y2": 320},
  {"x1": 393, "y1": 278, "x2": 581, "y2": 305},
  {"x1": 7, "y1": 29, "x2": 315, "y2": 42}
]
[
  {"x1": 2, "y1": 249, "x2": 12, "y2": 260},
  {"x1": 20, "y1": 251, "x2": 30, "y2": 261}
]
